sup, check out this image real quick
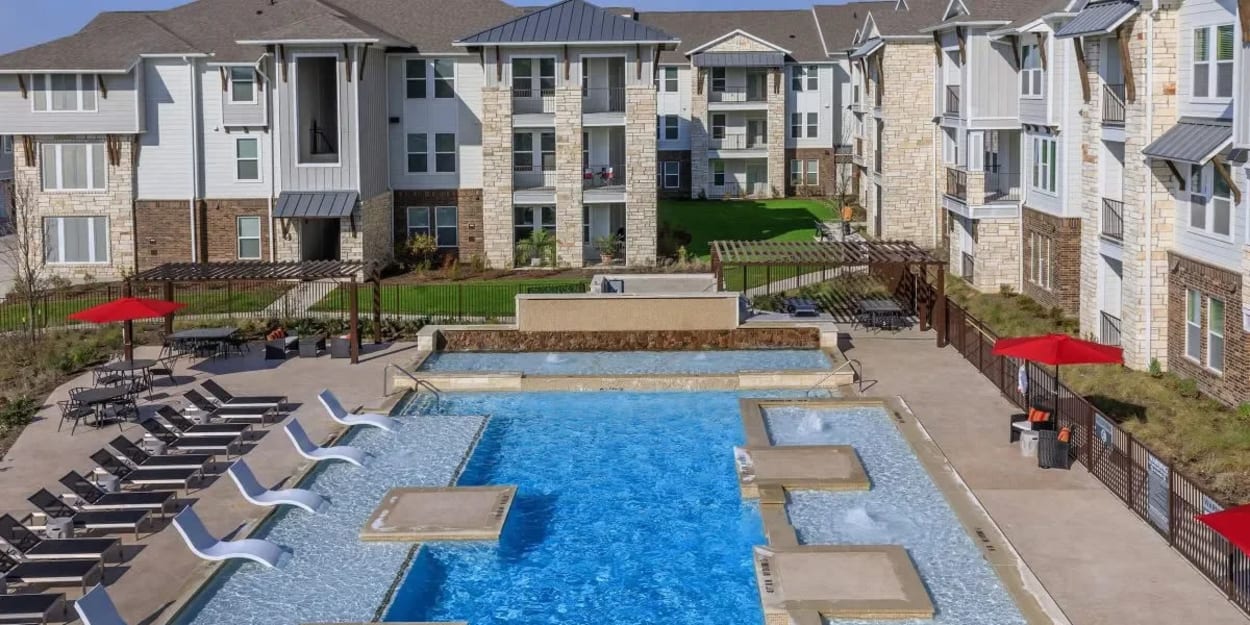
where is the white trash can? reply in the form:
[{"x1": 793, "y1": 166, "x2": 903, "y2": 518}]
[
  {"x1": 98, "y1": 474, "x2": 121, "y2": 493},
  {"x1": 1020, "y1": 429, "x2": 1040, "y2": 458}
]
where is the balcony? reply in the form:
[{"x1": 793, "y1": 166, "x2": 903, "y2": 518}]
[
  {"x1": 513, "y1": 165, "x2": 554, "y2": 190},
  {"x1": 709, "y1": 86, "x2": 768, "y2": 106},
  {"x1": 850, "y1": 85, "x2": 864, "y2": 113},
  {"x1": 513, "y1": 88, "x2": 556, "y2": 115},
  {"x1": 709, "y1": 134, "x2": 767, "y2": 152},
  {"x1": 853, "y1": 138, "x2": 864, "y2": 164},
  {"x1": 961, "y1": 252, "x2": 975, "y2": 282},
  {"x1": 1102, "y1": 84, "x2": 1125, "y2": 127},
  {"x1": 946, "y1": 167, "x2": 967, "y2": 200},
  {"x1": 945, "y1": 85, "x2": 960, "y2": 116},
  {"x1": 1099, "y1": 311, "x2": 1122, "y2": 346},
  {"x1": 582, "y1": 86, "x2": 625, "y2": 115},
  {"x1": 583, "y1": 163, "x2": 625, "y2": 191},
  {"x1": 982, "y1": 170, "x2": 1021, "y2": 203},
  {"x1": 1101, "y1": 197, "x2": 1124, "y2": 241}
]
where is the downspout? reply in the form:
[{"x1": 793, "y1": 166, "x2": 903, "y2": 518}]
[
  {"x1": 1143, "y1": 1, "x2": 1156, "y2": 364},
  {"x1": 186, "y1": 56, "x2": 199, "y2": 262},
  {"x1": 259, "y1": 54, "x2": 276, "y2": 261}
]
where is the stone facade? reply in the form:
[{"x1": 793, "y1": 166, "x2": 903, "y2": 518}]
[
  {"x1": 555, "y1": 87, "x2": 584, "y2": 267},
  {"x1": 392, "y1": 189, "x2": 485, "y2": 261},
  {"x1": 440, "y1": 326, "x2": 819, "y2": 352},
  {"x1": 1021, "y1": 206, "x2": 1081, "y2": 315},
  {"x1": 480, "y1": 87, "x2": 514, "y2": 268},
  {"x1": 875, "y1": 44, "x2": 937, "y2": 248},
  {"x1": 1078, "y1": 37, "x2": 1105, "y2": 342},
  {"x1": 765, "y1": 69, "x2": 786, "y2": 198},
  {"x1": 624, "y1": 86, "x2": 658, "y2": 265},
  {"x1": 657, "y1": 149, "x2": 691, "y2": 199},
  {"x1": 972, "y1": 217, "x2": 1020, "y2": 292},
  {"x1": 1166, "y1": 252, "x2": 1248, "y2": 406},
  {"x1": 14, "y1": 135, "x2": 136, "y2": 282},
  {"x1": 689, "y1": 68, "x2": 709, "y2": 198},
  {"x1": 705, "y1": 33, "x2": 778, "y2": 54}
]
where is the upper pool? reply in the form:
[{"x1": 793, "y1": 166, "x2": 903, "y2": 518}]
[{"x1": 418, "y1": 350, "x2": 832, "y2": 375}]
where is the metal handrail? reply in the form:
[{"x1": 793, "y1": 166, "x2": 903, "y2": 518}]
[
  {"x1": 383, "y1": 362, "x2": 441, "y2": 411},
  {"x1": 807, "y1": 358, "x2": 864, "y2": 396}
]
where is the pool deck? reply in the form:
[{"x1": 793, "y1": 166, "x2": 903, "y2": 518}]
[{"x1": 844, "y1": 328, "x2": 1250, "y2": 625}]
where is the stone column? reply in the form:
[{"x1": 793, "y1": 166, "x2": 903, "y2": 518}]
[
  {"x1": 689, "y1": 68, "x2": 709, "y2": 198},
  {"x1": 973, "y1": 216, "x2": 1022, "y2": 291},
  {"x1": 880, "y1": 44, "x2": 938, "y2": 248},
  {"x1": 766, "y1": 68, "x2": 786, "y2": 198},
  {"x1": 1078, "y1": 38, "x2": 1103, "y2": 338},
  {"x1": 625, "y1": 86, "x2": 658, "y2": 265},
  {"x1": 555, "y1": 87, "x2": 584, "y2": 267},
  {"x1": 481, "y1": 87, "x2": 515, "y2": 268}
]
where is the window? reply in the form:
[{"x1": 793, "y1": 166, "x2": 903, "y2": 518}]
[
  {"x1": 582, "y1": 131, "x2": 589, "y2": 169},
  {"x1": 235, "y1": 138, "x2": 259, "y2": 181},
  {"x1": 1189, "y1": 162, "x2": 1232, "y2": 238},
  {"x1": 710, "y1": 114, "x2": 726, "y2": 140},
  {"x1": 661, "y1": 67, "x2": 678, "y2": 92},
  {"x1": 540, "y1": 132, "x2": 555, "y2": 171},
  {"x1": 40, "y1": 143, "x2": 106, "y2": 191},
  {"x1": 791, "y1": 66, "x2": 818, "y2": 91},
  {"x1": 435, "y1": 206, "x2": 458, "y2": 247},
  {"x1": 790, "y1": 113, "x2": 802, "y2": 139},
  {"x1": 1192, "y1": 25, "x2": 1234, "y2": 98},
  {"x1": 1028, "y1": 232, "x2": 1052, "y2": 289},
  {"x1": 1208, "y1": 297, "x2": 1225, "y2": 371},
  {"x1": 228, "y1": 67, "x2": 256, "y2": 103},
  {"x1": 663, "y1": 115, "x2": 679, "y2": 140},
  {"x1": 434, "y1": 133, "x2": 455, "y2": 172},
  {"x1": 711, "y1": 160, "x2": 725, "y2": 186},
  {"x1": 406, "y1": 133, "x2": 427, "y2": 173},
  {"x1": 791, "y1": 66, "x2": 803, "y2": 91},
  {"x1": 662, "y1": 161, "x2": 680, "y2": 188},
  {"x1": 43, "y1": 216, "x2": 108, "y2": 263},
  {"x1": 1020, "y1": 44, "x2": 1043, "y2": 97},
  {"x1": 1030, "y1": 136, "x2": 1057, "y2": 194},
  {"x1": 512, "y1": 58, "x2": 555, "y2": 97},
  {"x1": 514, "y1": 205, "x2": 556, "y2": 243},
  {"x1": 710, "y1": 68, "x2": 726, "y2": 93},
  {"x1": 1, "y1": 136, "x2": 11, "y2": 153},
  {"x1": 806, "y1": 112, "x2": 818, "y2": 138},
  {"x1": 406, "y1": 206, "x2": 431, "y2": 239},
  {"x1": 31, "y1": 74, "x2": 97, "y2": 112},
  {"x1": 806, "y1": 66, "x2": 818, "y2": 90},
  {"x1": 1186, "y1": 289, "x2": 1201, "y2": 361},
  {"x1": 790, "y1": 159, "x2": 802, "y2": 186},
  {"x1": 236, "y1": 217, "x2": 261, "y2": 259},
  {"x1": 514, "y1": 133, "x2": 533, "y2": 171},
  {"x1": 433, "y1": 59, "x2": 455, "y2": 98},
  {"x1": 405, "y1": 60, "x2": 426, "y2": 99},
  {"x1": 805, "y1": 159, "x2": 818, "y2": 185}
]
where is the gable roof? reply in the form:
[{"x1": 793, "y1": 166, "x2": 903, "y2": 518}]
[
  {"x1": 455, "y1": 0, "x2": 677, "y2": 45},
  {"x1": 987, "y1": 0, "x2": 1077, "y2": 36},
  {"x1": 687, "y1": 29, "x2": 792, "y2": 56},
  {"x1": 860, "y1": 0, "x2": 949, "y2": 38},
  {"x1": 813, "y1": 2, "x2": 894, "y2": 55},
  {"x1": 0, "y1": 12, "x2": 200, "y2": 72},
  {"x1": 639, "y1": 10, "x2": 829, "y2": 63}
]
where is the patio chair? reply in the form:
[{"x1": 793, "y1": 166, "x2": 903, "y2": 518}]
[
  {"x1": 171, "y1": 507, "x2": 288, "y2": 569},
  {"x1": 138, "y1": 420, "x2": 241, "y2": 457},
  {"x1": 56, "y1": 400, "x2": 95, "y2": 434},
  {"x1": 200, "y1": 380, "x2": 286, "y2": 411},
  {"x1": 148, "y1": 355, "x2": 178, "y2": 387},
  {"x1": 183, "y1": 390, "x2": 275, "y2": 425},
  {"x1": 74, "y1": 584, "x2": 127, "y2": 625},
  {"x1": 25, "y1": 490, "x2": 150, "y2": 539},
  {"x1": 107, "y1": 436, "x2": 213, "y2": 471},
  {"x1": 156, "y1": 405, "x2": 251, "y2": 438},
  {"x1": 1037, "y1": 427, "x2": 1072, "y2": 470},
  {"x1": 283, "y1": 419, "x2": 365, "y2": 467},
  {"x1": 0, "y1": 592, "x2": 66, "y2": 625},
  {"x1": 89, "y1": 450, "x2": 203, "y2": 493},
  {"x1": 58, "y1": 471, "x2": 178, "y2": 516},
  {"x1": 784, "y1": 297, "x2": 820, "y2": 317},
  {"x1": 0, "y1": 514, "x2": 121, "y2": 563},
  {"x1": 317, "y1": 389, "x2": 397, "y2": 431},
  {"x1": 92, "y1": 368, "x2": 124, "y2": 387},
  {"x1": 0, "y1": 552, "x2": 103, "y2": 594},
  {"x1": 227, "y1": 459, "x2": 329, "y2": 514}
]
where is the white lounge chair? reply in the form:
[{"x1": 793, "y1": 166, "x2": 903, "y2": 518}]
[
  {"x1": 317, "y1": 389, "x2": 397, "y2": 431},
  {"x1": 227, "y1": 459, "x2": 329, "y2": 514},
  {"x1": 74, "y1": 584, "x2": 125, "y2": 625},
  {"x1": 171, "y1": 507, "x2": 288, "y2": 569},
  {"x1": 283, "y1": 419, "x2": 365, "y2": 467}
]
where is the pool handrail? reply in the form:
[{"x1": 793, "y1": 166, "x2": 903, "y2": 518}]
[{"x1": 383, "y1": 363, "x2": 441, "y2": 411}]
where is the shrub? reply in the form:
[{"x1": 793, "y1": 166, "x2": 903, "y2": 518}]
[
  {"x1": 1175, "y1": 377, "x2": 1201, "y2": 399},
  {"x1": 1148, "y1": 358, "x2": 1163, "y2": 378},
  {"x1": 396, "y1": 234, "x2": 438, "y2": 271},
  {"x1": 0, "y1": 396, "x2": 38, "y2": 433}
]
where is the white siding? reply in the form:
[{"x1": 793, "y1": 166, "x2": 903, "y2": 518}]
[
  {"x1": 968, "y1": 30, "x2": 1019, "y2": 123},
  {"x1": 388, "y1": 55, "x2": 482, "y2": 190},
  {"x1": 136, "y1": 59, "x2": 194, "y2": 200},
  {"x1": 1176, "y1": 0, "x2": 1237, "y2": 119},
  {"x1": 1173, "y1": 172, "x2": 1244, "y2": 271},
  {"x1": 275, "y1": 46, "x2": 358, "y2": 192},
  {"x1": 657, "y1": 64, "x2": 691, "y2": 151},
  {"x1": 201, "y1": 62, "x2": 272, "y2": 199},
  {"x1": 786, "y1": 63, "x2": 835, "y2": 149},
  {"x1": 0, "y1": 72, "x2": 141, "y2": 135}
]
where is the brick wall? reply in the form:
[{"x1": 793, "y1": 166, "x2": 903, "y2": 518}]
[
  {"x1": 785, "y1": 148, "x2": 839, "y2": 197},
  {"x1": 657, "y1": 150, "x2": 691, "y2": 199},
  {"x1": 134, "y1": 200, "x2": 193, "y2": 270},
  {"x1": 203, "y1": 199, "x2": 269, "y2": 263},
  {"x1": 392, "y1": 189, "x2": 485, "y2": 261},
  {"x1": 1021, "y1": 206, "x2": 1081, "y2": 315},
  {"x1": 1166, "y1": 252, "x2": 1247, "y2": 406}
]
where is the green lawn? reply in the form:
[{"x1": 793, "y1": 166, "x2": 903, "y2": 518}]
[
  {"x1": 309, "y1": 278, "x2": 590, "y2": 318},
  {"x1": 659, "y1": 198, "x2": 837, "y2": 260},
  {"x1": 0, "y1": 284, "x2": 289, "y2": 332}
]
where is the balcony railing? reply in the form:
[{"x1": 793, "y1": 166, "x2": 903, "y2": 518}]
[
  {"x1": 513, "y1": 88, "x2": 556, "y2": 114},
  {"x1": 583, "y1": 164, "x2": 625, "y2": 190},
  {"x1": 709, "y1": 134, "x2": 767, "y2": 150},
  {"x1": 851, "y1": 85, "x2": 862, "y2": 111},
  {"x1": 982, "y1": 170, "x2": 1021, "y2": 203},
  {"x1": 582, "y1": 86, "x2": 625, "y2": 114},
  {"x1": 708, "y1": 87, "x2": 768, "y2": 104},
  {"x1": 1100, "y1": 311, "x2": 1122, "y2": 346},
  {"x1": 945, "y1": 85, "x2": 961, "y2": 116},
  {"x1": 946, "y1": 167, "x2": 967, "y2": 200},
  {"x1": 1101, "y1": 197, "x2": 1124, "y2": 241},
  {"x1": 1102, "y1": 84, "x2": 1126, "y2": 127},
  {"x1": 513, "y1": 164, "x2": 554, "y2": 189},
  {"x1": 961, "y1": 252, "x2": 975, "y2": 282}
]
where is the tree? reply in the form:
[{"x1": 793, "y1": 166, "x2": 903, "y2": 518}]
[{"x1": 0, "y1": 177, "x2": 48, "y2": 343}]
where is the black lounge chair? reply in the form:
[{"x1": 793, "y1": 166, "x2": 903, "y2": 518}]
[
  {"x1": 184, "y1": 391, "x2": 276, "y2": 425},
  {"x1": 26, "y1": 490, "x2": 150, "y2": 539},
  {"x1": 784, "y1": 297, "x2": 820, "y2": 317},
  {"x1": 107, "y1": 436, "x2": 213, "y2": 471},
  {"x1": 200, "y1": 380, "x2": 286, "y2": 410},
  {"x1": 89, "y1": 451, "x2": 202, "y2": 493},
  {"x1": 138, "y1": 420, "x2": 240, "y2": 457},
  {"x1": 156, "y1": 406, "x2": 251, "y2": 438},
  {"x1": 0, "y1": 592, "x2": 66, "y2": 624},
  {"x1": 0, "y1": 514, "x2": 120, "y2": 563},
  {"x1": 0, "y1": 552, "x2": 103, "y2": 593},
  {"x1": 58, "y1": 472, "x2": 178, "y2": 516}
]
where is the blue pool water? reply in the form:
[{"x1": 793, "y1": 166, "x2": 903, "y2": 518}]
[
  {"x1": 766, "y1": 405, "x2": 1027, "y2": 625},
  {"x1": 385, "y1": 392, "x2": 766, "y2": 625},
  {"x1": 418, "y1": 350, "x2": 831, "y2": 375}
]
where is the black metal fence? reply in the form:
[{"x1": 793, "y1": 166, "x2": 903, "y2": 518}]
[
  {"x1": 1102, "y1": 197, "x2": 1125, "y2": 241},
  {"x1": 1103, "y1": 83, "x2": 1126, "y2": 126}
]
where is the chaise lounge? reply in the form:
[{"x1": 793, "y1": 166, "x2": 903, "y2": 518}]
[
  {"x1": 0, "y1": 552, "x2": 102, "y2": 594},
  {"x1": 0, "y1": 514, "x2": 121, "y2": 563},
  {"x1": 171, "y1": 507, "x2": 288, "y2": 569},
  {"x1": 317, "y1": 389, "x2": 397, "y2": 431},
  {"x1": 58, "y1": 471, "x2": 178, "y2": 516},
  {"x1": 26, "y1": 490, "x2": 150, "y2": 539},
  {"x1": 283, "y1": 419, "x2": 365, "y2": 467},
  {"x1": 226, "y1": 459, "x2": 329, "y2": 514}
]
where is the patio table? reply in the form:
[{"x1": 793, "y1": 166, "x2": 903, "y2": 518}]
[
  {"x1": 69, "y1": 386, "x2": 132, "y2": 427},
  {"x1": 857, "y1": 298, "x2": 906, "y2": 330},
  {"x1": 169, "y1": 327, "x2": 240, "y2": 357}
]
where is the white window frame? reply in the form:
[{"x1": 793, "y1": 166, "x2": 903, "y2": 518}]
[
  {"x1": 1188, "y1": 162, "x2": 1233, "y2": 240},
  {"x1": 227, "y1": 67, "x2": 257, "y2": 104},
  {"x1": 406, "y1": 206, "x2": 431, "y2": 239},
  {"x1": 806, "y1": 65, "x2": 818, "y2": 91},
  {"x1": 711, "y1": 160, "x2": 726, "y2": 187},
  {"x1": 512, "y1": 57, "x2": 557, "y2": 98},
  {"x1": 663, "y1": 115, "x2": 679, "y2": 140},
  {"x1": 236, "y1": 216, "x2": 262, "y2": 260},
  {"x1": 292, "y1": 54, "x2": 342, "y2": 167},
  {"x1": 710, "y1": 67, "x2": 726, "y2": 93},
  {"x1": 790, "y1": 113, "x2": 802, "y2": 139},
  {"x1": 234, "y1": 137, "x2": 261, "y2": 182},
  {"x1": 1207, "y1": 296, "x2": 1225, "y2": 373},
  {"x1": 43, "y1": 216, "x2": 109, "y2": 264},
  {"x1": 406, "y1": 133, "x2": 427, "y2": 173},
  {"x1": 1, "y1": 136, "x2": 10, "y2": 153},
  {"x1": 789, "y1": 159, "x2": 802, "y2": 186},
  {"x1": 661, "y1": 67, "x2": 679, "y2": 93},
  {"x1": 404, "y1": 59, "x2": 427, "y2": 99},
  {"x1": 1030, "y1": 135, "x2": 1057, "y2": 195},
  {"x1": 710, "y1": 113, "x2": 726, "y2": 140},
  {"x1": 1020, "y1": 43, "x2": 1043, "y2": 98},
  {"x1": 662, "y1": 161, "x2": 680, "y2": 189},
  {"x1": 432, "y1": 59, "x2": 456, "y2": 99},
  {"x1": 434, "y1": 205, "x2": 458, "y2": 248},
  {"x1": 41, "y1": 142, "x2": 107, "y2": 192},
  {"x1": 1191, "y1": 25, "x2": 1235, "y2": 100},
  {"x1": 434, "y1": 133, "x2": 456, "y2": 173},
  {"x1": 805, "y1": 158, "x2": 818, "y2": 186},
  {"x1": 31, "y1": 73, "x2": 98, "y2": 113},
  {"x1": 806, "y1": 112, "x2": 818, "y2": 138},
  {"x1": 1028, "y1": 231, "x2": 1052, "y2": 289},
  {"x1": 1185, "y1": 288, "x2": 1201, "y2": 362}
]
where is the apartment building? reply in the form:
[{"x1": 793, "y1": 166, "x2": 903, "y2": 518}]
[{"x1": 0, "y1": 135, "x2": 11, "y2": 225}]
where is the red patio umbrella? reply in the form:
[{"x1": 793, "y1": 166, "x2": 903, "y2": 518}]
[
  {"x1": 1195, "y1": 504, "x2": 1250, "y2": 557},
  {"x1": 69, "y1": 297, "x2": 186, "y2": 361},
  {"x1": 991, "y1": 333, "x2": 1123, "y2": 412}
]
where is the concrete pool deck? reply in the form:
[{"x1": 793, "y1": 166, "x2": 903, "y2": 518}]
[{"x1": 360, "y1": 486, "x2": 516, "y2": 542}]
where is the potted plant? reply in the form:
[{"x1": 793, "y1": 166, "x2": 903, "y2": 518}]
[
  {"x1": 514, "y1": 238, "x2": 536, "y2": 267},
  {"x1": 594, "y1": 235, "x2": 619, "y2": 264},
  {"x1": 528, "y1": 230, "x2": 555, "y2": 267}
]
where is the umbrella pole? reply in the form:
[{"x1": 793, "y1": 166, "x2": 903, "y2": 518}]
[
  {"x1": 124, "y1": 319, "x2": 134, "y2": 362},
  {"x1": 1054, "y1": 364, "x2": 1060, "y2": 422}
]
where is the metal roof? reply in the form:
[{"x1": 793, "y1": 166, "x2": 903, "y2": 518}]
[
  {"x1": 692, "y1": 52, "x2": 785, "y2": 67},
  {"x1": 1142, "y1": 118, "x2": 1233, "y2": 165},
  {"x1": 457, "y1": 0, "x2": 678, "y2": 45},
  {"x1": 273, "y1": 191, "x2": 359, "y2": 219},
  {"x1": 1054, "y1": 1, "x2": 1138, "y2": 38},
  {"x1": 850, "y1": 37, "x2": 885, "y2": 59}
]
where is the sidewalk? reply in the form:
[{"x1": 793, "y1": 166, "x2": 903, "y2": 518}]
[{"x1": 844, "y1": 328, "x2": 1249, "y2": 625}]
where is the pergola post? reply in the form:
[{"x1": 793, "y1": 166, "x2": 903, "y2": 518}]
[
  {"x1": 162, "y1": 280, "x2": 175, "y2": 336},
  {"x1": 121, "y1": 279, "x2": 134, "y2": 361},
  {"x1": 935, "y1": 263, "x2": 947, "y2": 347},
  {"x1": 349, "y1": 277, "x2": 360, "y2": 364},
  {"x1": 372, "y1": 278, "x2": 382, "y2": 344}
]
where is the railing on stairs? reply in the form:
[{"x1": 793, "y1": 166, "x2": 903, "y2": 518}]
[
  {"x1": 383, "y1": 362, "x2": 442, "y2": 411},
  {"x1": 807, "y1": 358, "x2": 864, "y2": 396}
]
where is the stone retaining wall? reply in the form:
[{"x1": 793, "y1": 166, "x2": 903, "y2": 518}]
[{"x1": 438, "y1": 327, "x2": 820, "y2": 352}]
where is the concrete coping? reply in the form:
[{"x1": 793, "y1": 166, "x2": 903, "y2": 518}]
[
  {"x1": 360, "y1": 486, "x2": 517, "y2": 542},
  {"x1": 736, "y1": 445, "x2": 870, "y2": 498},
  {"x1": 754, "y1": 545, "x2": 934, "y2": 619},
  {"x1": 515, "y1": 291, "x2": 739, "y2": 300}
]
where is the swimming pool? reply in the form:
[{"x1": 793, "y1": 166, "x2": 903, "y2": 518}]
[{"x1": 418, "y1": 350, "x2": 832, "y2": 375}]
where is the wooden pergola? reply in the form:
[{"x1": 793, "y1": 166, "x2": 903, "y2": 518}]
[
  {"x1": 710, "y1": 239, "x2": 950, "y2": 346},
  {"x1": 131, "y1": 261, "x2": 379, "y2": 364}
]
